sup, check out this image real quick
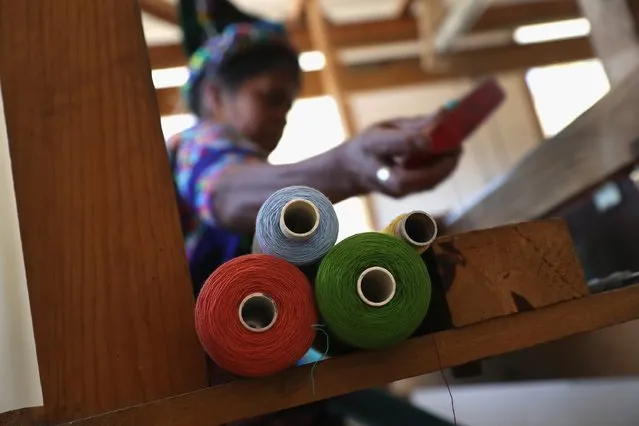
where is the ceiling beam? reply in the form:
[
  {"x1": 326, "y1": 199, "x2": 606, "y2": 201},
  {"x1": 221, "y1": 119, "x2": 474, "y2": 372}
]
[
  {"x1": 147, "y1": 0, "x2": 583, "y2": 70},
  {"x1": 288, "y1": 0, "x2": 582, "y2": 50},
  {"x1": 433, "y1": 0, "x2": 493, "y2": 54},
  {"x1": 156, "y1": 36, "x2": 593, "y2": 116},
  {"x1": 139, "y1": 0, "x2": 178, "y2": 24},
  {"x1": 396, "y1": 0, "x2": 414, "y2": 18}
]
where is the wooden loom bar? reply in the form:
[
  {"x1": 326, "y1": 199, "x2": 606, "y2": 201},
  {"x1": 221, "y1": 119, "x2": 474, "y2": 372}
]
[
  {"x1": 444, "y1": 65, "x2": 639, "y2": 233},
  {"x1": 0, "y1": 0, "x2": 208, "y2": 423},
  {"x1": 62, "y1": 282, "x2": 639, "y2": 426}
]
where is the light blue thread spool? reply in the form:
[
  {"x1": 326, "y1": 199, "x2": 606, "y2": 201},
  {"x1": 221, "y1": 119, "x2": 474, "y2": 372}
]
[{"x1": 255, "y1": 186, "x2": 339, "y2": 266}]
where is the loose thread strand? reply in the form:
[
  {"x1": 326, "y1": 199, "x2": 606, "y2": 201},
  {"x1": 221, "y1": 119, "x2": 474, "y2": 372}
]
[
  {"x1": 432, "y1": 334, "x2": 456, "y2": 425},
  {"x1": 310, "y1": 324, "x2": 330, "y2": 395}
]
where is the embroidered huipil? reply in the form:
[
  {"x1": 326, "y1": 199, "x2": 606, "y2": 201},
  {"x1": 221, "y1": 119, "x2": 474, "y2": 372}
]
[{"x1": 167, "y1": 121, "x2": 266, "y2": 294}]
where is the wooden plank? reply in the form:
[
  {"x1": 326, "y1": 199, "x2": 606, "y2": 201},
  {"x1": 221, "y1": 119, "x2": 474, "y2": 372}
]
[
  {"x1": 61, "y1": 283, "x2": 639, "y2": 426},
  {"x1": 432, "y1": 219, "x2": 588, "y2": 327},
  {"x1": 577, "y1": 0, "x2": 639, "y2": 85},
  {"x1": 0, "y1": 0, "x2": 208, "y2": 423},
  {"x1": 444, "y1": 67, "x2": 639, "y2": 233},
  {"x1": 157, "y1": 37, "x2": 593, "y2": 116}
]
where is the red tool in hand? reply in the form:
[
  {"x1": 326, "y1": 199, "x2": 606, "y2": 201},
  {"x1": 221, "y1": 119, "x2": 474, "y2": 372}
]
[{"x1": 404, "y1": 77, "x2": 505, "y2": 169}]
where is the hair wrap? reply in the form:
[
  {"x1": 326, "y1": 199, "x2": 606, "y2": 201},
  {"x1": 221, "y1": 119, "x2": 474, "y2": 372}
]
[{"x1": 180, "y1": 0, "x2": 297, "y2": 115}]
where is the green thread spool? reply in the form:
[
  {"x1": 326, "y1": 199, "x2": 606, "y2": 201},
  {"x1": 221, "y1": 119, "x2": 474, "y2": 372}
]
[{"x1": 315, "y1": 232, "x2": 432, "y2": 349}]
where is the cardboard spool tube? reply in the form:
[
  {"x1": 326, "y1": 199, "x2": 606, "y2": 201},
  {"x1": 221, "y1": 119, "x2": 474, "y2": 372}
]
[
  {"x1": 238, "y1": 293, "x2": 278, "y2": 332},
  {"x1": 357, "y1": 267, "x2": 397, "y2": 307},
  {"x1": 396, "y1": 210, "x2": 438, "y2": 249},
  {"x1": 279, "y1": 199, "x2": 320, "y2": 241}
]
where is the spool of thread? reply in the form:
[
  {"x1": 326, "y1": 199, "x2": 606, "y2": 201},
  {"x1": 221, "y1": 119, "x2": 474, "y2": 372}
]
[
  {"x1": 255, "y1": 186, "x2": 339, "y2": 266},
  {"x1": 195, "y1": 254, "x2": 317, "y2": 377},
  {"x1": 382, "y1": 210, "x2": 438, "y2": 253},
  {"x1": 315, "y1": 232, "x2": 432, "y2": 349}
]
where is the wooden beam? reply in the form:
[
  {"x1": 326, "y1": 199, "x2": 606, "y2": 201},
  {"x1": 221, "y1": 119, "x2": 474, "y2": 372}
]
[
  {"x1": 306, "y1": 0, "x2": 355, "y2": 135},
  {"x1": 433, "y1": 0, "x2": 493, "y2": 54},
  {"x1": 146, "y1": 0, "x2": 584, "y2": 71},
  {"x1": 305, "y1": 0, "x2": 378, "y2": 232},
  {"x1": 445, "y1": 67, "x2": 639, "y2": 233},
  {"x1": 62, "y1": 281, "x2": 639, "y2": 425},
  {"x1": 139, "y1": 0, "x2": 178, "y2": 24},
  {"x1": 396, "y1": 0, "x2": 414, "y2": 18},
  {"x1": 157, "y1": 37, "x2": 593, "y2": 116},
  {"x1": 287, "y1": 0, "x2": 307, "y2": 26},
  {"x1": 289, "y1": 0, "x2": 582, "y2": 51},
  {"x1": 149, "y1": 43, "x2": 187, "y2": 70},
  {"x1": 577, "y1": 0, "x2": 639, "y2": 86},
  {"x1": 472, "y1": 0, "x2": 581, "y2": 32},
  {"x1": 0, "y1": 0, "x2": 208, "y2": 423}
]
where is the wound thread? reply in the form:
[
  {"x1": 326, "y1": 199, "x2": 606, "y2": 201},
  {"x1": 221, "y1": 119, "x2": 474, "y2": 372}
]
[
  {"x1": 195, "y1": 254, "x2": 317, "y2": 378},
  {"x1": 256, "y1": 186, "x2": 339, "y2": 266},
  {"x1": 315, "y1": 232, "x2": 432, "y2": 349}
]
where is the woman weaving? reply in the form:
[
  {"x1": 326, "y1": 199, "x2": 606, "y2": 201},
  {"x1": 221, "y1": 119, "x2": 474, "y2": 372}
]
[{"x1": 168, "y1": 0, "x2": 461, "y2": 424}]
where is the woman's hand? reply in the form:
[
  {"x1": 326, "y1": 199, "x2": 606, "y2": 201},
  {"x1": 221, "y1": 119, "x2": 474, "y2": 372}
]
[{"x1": 338, "y1": 116, "x2": 462, "y2": 198}]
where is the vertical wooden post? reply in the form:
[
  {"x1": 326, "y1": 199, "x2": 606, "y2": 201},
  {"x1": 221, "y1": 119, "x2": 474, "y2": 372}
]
[
  {"x1": 578, "y1": 0, "x2": 639, "y2": 85},
  {"x1": 0, "y1": 0, "x2": 208, "y2": 423},
  {"x1": 305, "y1": 0, "x2": 378, "y2": 229}
]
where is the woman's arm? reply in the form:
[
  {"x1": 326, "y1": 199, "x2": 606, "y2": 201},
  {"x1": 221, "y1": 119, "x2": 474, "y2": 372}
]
[
  {"x1": 213, "y1": 124, "x2": 461, "y2": 234},
  {"x1": 214, "y1": 145, "x2": 358, "y2": 233}
]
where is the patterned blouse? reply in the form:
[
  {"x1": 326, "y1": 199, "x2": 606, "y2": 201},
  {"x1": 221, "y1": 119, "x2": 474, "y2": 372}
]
[{"x1": 167, "y1": 121, "x2": 266, "y2": 294}]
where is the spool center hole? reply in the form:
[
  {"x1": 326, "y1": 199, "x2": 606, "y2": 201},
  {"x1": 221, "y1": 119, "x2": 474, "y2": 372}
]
[
  {"x1": 404, "y1": 212, "x2": 436, "y2": 245},
  {"x1": 240, "y1": 296, "x2": 276, "y2": 331},
  {"x1": 283, "y1": 200, "x2": 318, "y2": 235},
  {"x1": 360, "y1": 268, "x2": 395, "y2": 305}
]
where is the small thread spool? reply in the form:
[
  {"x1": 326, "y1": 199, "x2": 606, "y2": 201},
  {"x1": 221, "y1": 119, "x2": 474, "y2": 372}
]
[
  {"x1": 195, "y1": 254, "x2": 317, "y2": 377},
  {"x1": 383, "y1": 210, "x2": 438, "y2": 253},
  {"x1": 357, "y1": 267, "x2": 397, "y2": 307},
  {"x1": 315, "y1": 232, "x2": 432, "y2": 349},
  {"x1": 256, "y1": 186, "x2": 339, "y2": 266}
]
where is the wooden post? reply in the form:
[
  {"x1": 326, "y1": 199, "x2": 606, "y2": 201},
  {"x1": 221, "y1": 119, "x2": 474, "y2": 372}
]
[
  {"x1": 0, "y1": 0, "x2": 207, "y2": 423},
  {"x1": 577, "y1": 0, "x2": 639, "y2": 85},
  {"x1": 305, "y1": 0, "x2": 378, "y2": 229}
]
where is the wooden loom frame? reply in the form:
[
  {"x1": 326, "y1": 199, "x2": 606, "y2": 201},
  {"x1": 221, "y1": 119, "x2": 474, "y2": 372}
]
[{"x1": 2, "y1": 1, "x2": 639, "y2": 425}]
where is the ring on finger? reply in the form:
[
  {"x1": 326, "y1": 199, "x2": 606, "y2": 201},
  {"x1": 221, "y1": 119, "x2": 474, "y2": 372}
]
[{"x1": 376, "y1": 166, "x2": 391, "y2": 183}]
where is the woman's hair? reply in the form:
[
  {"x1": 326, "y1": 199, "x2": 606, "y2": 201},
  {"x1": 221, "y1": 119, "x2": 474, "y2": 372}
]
[
  {"x1": 212, "y1": 44, "x2": 301, "y2": 92},
  {"x1": 190, "y1": 43, "x2": 301, "y2": 117},
  {"x1": 181, "y1": 0, "x2": 301, "y2": 117}
]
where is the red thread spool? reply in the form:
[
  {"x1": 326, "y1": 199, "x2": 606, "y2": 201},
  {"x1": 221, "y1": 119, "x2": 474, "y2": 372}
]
[{"x1": 195, "y1": 254, "x2": 317, "y2": 377}]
